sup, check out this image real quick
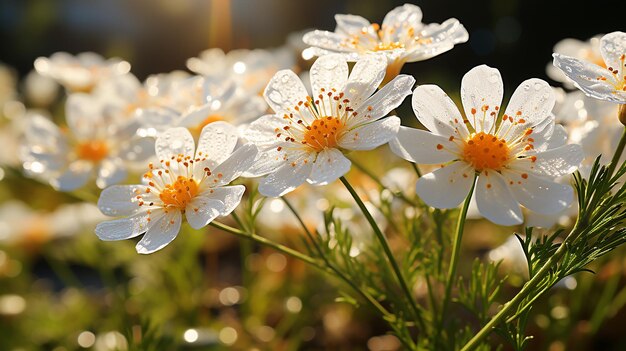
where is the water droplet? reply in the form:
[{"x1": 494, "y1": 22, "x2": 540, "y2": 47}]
[{"x1": 268, "y1": 91, "x2": 282, "y2": 104}]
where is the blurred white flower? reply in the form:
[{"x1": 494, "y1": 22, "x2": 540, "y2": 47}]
[
  {"x1": 22, "y1": 70, "x2": 59, "y2": 107},
  {"x1": 488, "y1": 235, "x2": 528, "y2": 277},
  {"x1": 187, "y1": 48, "x2": 296, "y2": 95},
  {"x1": 245, "y1": 54, "x2": 414, "y2": 197},
  {"x1": 303, "y1": 4, "x2": 468, "y2": 80},
  {"x1": 390, "y1": 65, "x2": 583, "y2": 225},
  {"x1": 95, "y1": 123, "x2": 257, "y2": 254},
  {"x1": 34, "y1": 52, "x2": 130, "y2": 93},
  {"x1": 20, "y1": 94, "x2": 154, "y2": 190},
  {"x1": 553, "y1": 31, "x2": 626, "y2": 103}
]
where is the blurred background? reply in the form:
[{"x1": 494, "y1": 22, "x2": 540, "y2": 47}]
[{"x1": 2, "y1": 1, "x2": 626, "y2": 350}]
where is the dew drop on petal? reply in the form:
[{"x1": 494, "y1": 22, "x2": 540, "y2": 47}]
[{"x1": 268, "y1": 91, "x2": 283, "y2": 104}]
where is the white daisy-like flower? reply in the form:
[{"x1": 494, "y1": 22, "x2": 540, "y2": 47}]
[
  {"x1": 553, "y1": 31, "x2": 626, "y2": 103},
  {"x1": 20, "y1": 94, "x2": 154, "y2": 190},
  {"x1": 303, "y1": 4, "x2": 468, "y2": 79},
  {"x1": 95, "y1": 122, "x2": 258, "y2": 254},
  {"x1": 390, "y1": 65, "x2": 584, "y2": 225},
  {"x1": 547, "y1": 35, "x2": 604, "y2": 88},
  {"x1": 34, "y1": 52, "x2": 130, "y2": 93},
  {"x1": 244, "y1": 54, "x2": 414, "y2": 197},
  {"x1": 187, "y1": 48, "x2": 296, "y2": 95}
]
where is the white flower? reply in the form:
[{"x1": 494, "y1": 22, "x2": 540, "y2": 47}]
[
  {"x1": 95, "y1": 122, "x2": 258, "y2": 254},
  {"x1": 20, "y1": 94, "x2": 154, "y2": 190},
  {"x1": 187, "y1": 48, "x2": 296, "y2": 95},
  {"x1": 390, "y1": 65, "x2": 583, "y2": 226},
  {"x1": 34, "y1": 52, "x2": 130, "y2": 93},
  {"x1": 547, "y1": 35, "x2": 604, "y2": 88},
  {"x1": 244, "y1": 54, "x2": 414, "y2": 197},
  {"x1": 553, "y1": 31, "x2": 626, "y2": 103},
  {"x1": 303, "y1": 4, "x2": 468, "y2": 76},
  {"x1": 138, "y1": 75, "x2": 267, "y2": 135}
]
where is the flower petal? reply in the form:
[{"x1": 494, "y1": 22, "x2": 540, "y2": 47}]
[
  {"x1": 95, "y1": 210, "x2": 154, "y2": 241},
  {"x1": 382, "y1": 4, "x2": 423, "y2": 30},
  {"x1": 600, "y1": 32, "x2": 626, "y2": 76},
  {"x1": 552, "y1": 54, "x2": 625, "y2": 103},
  {"x1": 136, "y1": 211, "x2": 182, "y2": 254},
  {"x1": 335, "y1": 14, "x2": 371, "y2": 35},
  {"x1": 196, "y1": 121, "x2": 240, "y2": 167},
  {"x1": 343, "y1": 54, "x2": 387, "y2": 107},
  {"x1": 209, "y1": 143, "x2": 258, "y2": 186},
  {"x1": 390, "y1": 126, "x2": 459, "y2": 164},
  {"x1": 339, "y1": 116, "x2": 400, "y2": 150},
  {"x1": 353, "y1": 74, "x2": 414, "y2": 122},
  {"x1": 264, "y1": 70, "x2": 310, "y2": 115},
  {"x1": 52, "y1": 161, "x2": 93, "y2": 191},
  {"x1": 97, "y1": 184, "x2": 146, "y2": 216},
  {"x1": 258, "y1": 153, "x2": 314, "y2": 197},
  {"x1": 499, "y1": 79, "x2": 555, "y2": 141},
  {"x1": 66, "y1": 93, "x2": 102, "y2": 139},
  {"x1": 410, "y1": 84, "x2": 467, "y2": 137},
  {"x1": 475, "y1": 171, "x2": 523, "y2": 226},
  {"x1": 185, "y1": 198, "x2": 222, "y2": 230},
  {"x1": 193, "y1": 185, "x2": 247, "y2": 220},
  {"x1": 310, "y1": 54, "x2": 349, "y2": 113},
  {"x1": 503, "y1": 171, "x2": 573, "y2": 214},
  {"x1": 461, "y1": 65, "x2": 503, "y2": 134},
  {"x1": 415, "y1": 162, "x2": 474, "y2": 209},
  {"x1": 303, "y1": 30, "x2": 355, "y2": 53},
  {"x1": 155, "y1": 127, "x2": 195, "y2": 161},
  {"x1": 96, "y1": 158, "x2": 127, "y2": 189},
  {"x1": 403, "y1": 19, "x2": 469, "y2": 62},
  {"x1": 516, "y1": 144, "x2": 583, "y2": 177},
  {"x1": 119, "y1": 136, "x2": 155, "y2": 163},
  {"x1": 308, "y1": 148, "x2": 351, "y2": 185}
]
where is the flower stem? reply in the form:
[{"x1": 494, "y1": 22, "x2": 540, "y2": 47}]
[
  {"x1": 339, "y1": 176, "x2": 426, "y2": 331},
  {"x1": 437, "y1": 175, "x2": 476, "y2": 339},
  {"x1": 607, "y1": 126, "x2": 626, "y2": 177},
  {"x1": 281, "y1": 197, "x2": 393, "y2": 319},
  {"x1": 209, "y1": 221, "x2": 322, "y2": 269}
]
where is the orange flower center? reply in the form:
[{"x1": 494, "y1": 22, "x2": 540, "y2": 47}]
[
  {"x1": 76, "y1": 140, "x2": 109, "y2": 162},
  {"x1": 462, "y1": 132, "x2": 511, "y2": 172},
  {"x1": 303, "y1": 117, "x2": 345, "y2": 152},
  {"x1": 159, "y1": 176, "x2": 199, "y2": 209}
]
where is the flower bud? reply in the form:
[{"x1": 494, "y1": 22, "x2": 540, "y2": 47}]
[{"x1": 620, "y1": 104, "x2": 626, "y2": 126}]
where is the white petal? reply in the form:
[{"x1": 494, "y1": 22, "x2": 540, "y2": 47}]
[
  {"x1": 499, "y1": 79, "x2": 555, "y2": 141},
  {"x1": 303, "y1": 30, "x2": 356, "y2": 54},
  {"x1": 243, "y1": 142, "x2": 288, "y2": 177},
  {"x1": 136, "y1": 211, "x2": 182, "y2": 254},
  {"x1": 600, "y1": 32, "x2": 626, "y2": 75},
  {"x1": 97, "y1": 184, "x2": 146, "y2": 216},
  {"x1": 339, "y1": 116, "x2": 400, "y2": 150},
  {"x1": 308, "y1": 148, "x2": 351, "y2": 185},
  {"x1": 461, "y1": 65, "x2": 503, "y2": 133},
  {"x1": 95, "y1": 210, "x2": 154, "y2": 241},
  {"x1": 24, "y1": 114, "x2": 65, "y2": 149},
  {"x1": 309, "y1": 55, "x2": 349, "y2": 109},
  {"x1": 96, "y1": 158, "x2": 127, "y2": 189},
  {"x1": 209, "y1": 143, "x2": 258, "y2": 186},
  {"x1": 382, "y1": 4, "x2": 423, "y2": 30},
  {"x1": 403, "y1": 18, "x2": 469, "y2": 62},
  {"x1": 389, "y1": 126, "x2": 458, "y2": 164},
  {"x1": 119, "y1": 137, "x2": 155, "y2": 163},
  {"x1": 415, "y1": 162, "x2": 474, "y2": 209},
  {"x1": 263, "y1": 70, "x2": 310, "y2": 115},
  {"x1": 335, "y1": 14, "x2": 371, "y2": 35},
  {"x1": 155, "y1": 127, "x2": 195, "y2": 161},
  {"x1": 552, "y1": 54, "x2": 625, "y2": 103},
  {"x1": 343, "y1": 54, "x2": 387, "y2": 107},
  {"x1": 52, "y1": 161, "x2": 93, "y2": 191},
  {"x1": 258, "y1": 153, "x2": 314, "y2": 197},
  {"x1": 475, "y1": 171, "x2": 523, "y2": 226},
  {"x1": 185, "y1": 198, "x2": 222, "y2": 230},
  {"x1": 518, "y1": 144, "x2": 583, "y2": 177},
  {"x1": 503, "y1": 171, "x2": 573, "y2": 214},
  {"x1": 353, "y1": 74, "x2": 415, "y2": 122},
  {"x1": 410, "y1": 84, "x2": 467, "y2": 136},
  {"x1": 196, "y1": 121, "x2": 240, "y2": 167},
  {"x1": 66, "y1": 93, "x2": 102, "y2": 139},
  {"x1": 200, "y1": 185, "x2": 246, "y2": 217}
]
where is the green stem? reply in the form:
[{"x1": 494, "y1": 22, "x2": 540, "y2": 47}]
[
  {"x1": 439, "y1": 176, "x2": 476, "y2": 330},
  {"x1": 281, "y1": 197, "x2": 393, "y2": 318},
  {"x1": 461, "y1": 223, "x2": 582, "y2": 351},
  {"x1": 339, "y1": 176, "x2": 426, "y2": 331},
  {"x1": 607, "y1": 126, "x2": 626, "y2": 177},
  {"x1": 411, "y1": 163, "x2": 422, "y2": 178},
  {"x1": 209, "y1": 221, "x2": 322, "y2": 269}
]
